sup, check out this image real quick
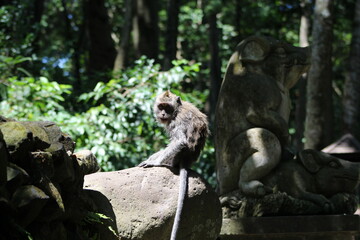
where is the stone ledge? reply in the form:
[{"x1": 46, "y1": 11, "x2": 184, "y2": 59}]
[{"x1": 220, "y1": 215, "x2": 360, "y2": 240}]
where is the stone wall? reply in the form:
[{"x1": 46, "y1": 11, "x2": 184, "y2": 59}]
[{"x1": 0, "y1": 117, "x2": 107, "y2": 240}]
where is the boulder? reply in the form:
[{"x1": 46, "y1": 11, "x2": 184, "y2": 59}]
[{"x1": 84, "y1": 166, "x2": 222, "y2": 240}]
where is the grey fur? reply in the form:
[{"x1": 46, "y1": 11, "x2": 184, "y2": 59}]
[{"x1": 139, "y1": 90, "x2": 209, "y2": 239}]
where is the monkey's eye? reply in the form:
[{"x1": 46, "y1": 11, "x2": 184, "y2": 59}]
[
  {"x1": 158, "y1": 103, "x2": 167, "y2": 110},
  {"x1": 158, "y1": 104, "x2": 174, "y2": 113},
  {"x1": 164, "y1": 105, "x2": 174, "y2": 113}
]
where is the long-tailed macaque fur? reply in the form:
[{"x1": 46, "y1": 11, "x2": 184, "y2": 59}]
[{"x1": 139, "y1": 90, "x2": 209, "y2": 240}]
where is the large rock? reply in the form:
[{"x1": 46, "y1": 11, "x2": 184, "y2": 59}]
[{"x1": 84, "y1": 167, "x2": 222, "y2": 240}]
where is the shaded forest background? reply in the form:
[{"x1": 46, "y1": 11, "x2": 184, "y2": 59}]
[{"x1": 0, "y1": 0, "x2": 359, "y2": 185}]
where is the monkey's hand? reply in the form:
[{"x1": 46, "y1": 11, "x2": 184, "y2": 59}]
[{"x1": 138, "y1": 151, "x2": 165, "y2": 167}]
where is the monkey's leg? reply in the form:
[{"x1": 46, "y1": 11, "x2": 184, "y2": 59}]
[{"x1": 239, "y1": 128, "x2": 281, "y2": 196}]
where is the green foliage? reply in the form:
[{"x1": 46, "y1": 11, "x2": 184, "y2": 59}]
[
  {"x1": 178, "y1": 5, "x2": 209, "y2": 65},
  {"x1": 204, "y1": 0, "x2": 222, "y2": 16},
  {"x1": 0, "y1": 4, "x2": 34, "y2": 56},
  {"x1": 0, "y1": 56, "x2": 216, "y2": 184},
  {"x1": 80, "y1": 212, "x2": 118, "y2": 239},
  {"x1": 72, "y1": 57, "x2": 210, "y2": 172},
  {"x1": 1, "y1": 75, "x2": 71, "y2": 121},
  {"x1": 0, "y1": 55, "x2": 31, "y2": 100},
  {"x1": 1, "y1": 0, "x2": 356, "y2": 188},
  {"x1": 13, "y1": 222, "x2": 34, "y2": 240},
  {"x1": 0, "y1": 55, "x2": 32, "y2": 77}
]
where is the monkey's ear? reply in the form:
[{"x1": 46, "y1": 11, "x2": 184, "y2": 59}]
[
  {"x1": 237, "y1": 36, "x2": 270, "y2": 63},
  {"x1": 176, "y1": 96, "x2": 182, "y2": 105},
  {"x1": 164, "y1": 90, "x2": 170, "y2": 97}
]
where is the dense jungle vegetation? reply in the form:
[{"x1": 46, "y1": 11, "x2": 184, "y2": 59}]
[{"x1": 0, "y1": 0, "x2": 359, "y2": 185}]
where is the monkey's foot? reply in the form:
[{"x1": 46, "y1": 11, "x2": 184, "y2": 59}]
[
  {"x1": 138, "y1": 156, "x2": 165, "y2": 168},
  {"x1": 138, "y1": 151, "x2": 165, "y2": 167},
  {"x1": 240, "y1": 180, "x2": 271, "y2": 197},
  {"x1": 138, "y1": 160, "x2": 156, "y2": 168}
]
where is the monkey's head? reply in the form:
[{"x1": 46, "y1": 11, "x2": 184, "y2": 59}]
[{"x1": 154, "y1": 90, "x2": 182, "y2": 125}]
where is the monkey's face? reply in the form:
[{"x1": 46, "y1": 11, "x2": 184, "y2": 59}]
[
  {"x1": 155, "y1": 103, "x2": 176, "y2": 124},
  {"x1": 154, "y1": 91, "x2": 182, "y2": 125}
]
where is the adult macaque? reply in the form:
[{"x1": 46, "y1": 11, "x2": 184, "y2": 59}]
[{"x1": 139, "y1": 90, "x2": 209, "y2": 240}]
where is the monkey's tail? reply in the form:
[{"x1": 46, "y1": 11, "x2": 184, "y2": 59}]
[{"x1": 170, "y1": 163, "x2": 188, "y2": 240}]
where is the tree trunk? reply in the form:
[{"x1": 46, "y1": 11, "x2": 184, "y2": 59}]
[
  {"x1": 113, "y1": 0, "x2": 134, "y2": 71},
  {"x1": 207, "y1": 12, "x2": 222, "y2": 125},
  {"x1": 132, "y1": 0, "x2": 159, "y2": 61},
  {"x1": 26, "y1": 0, "x2": 45, "y2": 76},
  {"x1": 86, "y1": 0, "x2": 116, "y2": 88},
  {"x1": 163, "y1": 0, "x2": 181, "y2": 70},
  {"x1": 73, "y1": 2, "x2": 87, "y2": 92},
  {"x1": 299, "y1": 0, "x2": 311, "y2": 48},
  {"x1": 343, "y1": 0, "x2": 360, "y2": 139},
  {"x1": 31, "y1": 0, "x2": 45, "y2": 54},
  {"x1": 304, "y1": 0, "x2": 334, "y2": 150},
  {"x1": 293, "y1": 0, "x2": 312, "y2": 151},
  {"x1": 61, "y1": 0, "x2": 83, "y2": 91},
  {"x1": 234, "y1": 0, "x2": 242, "y2": 42}
]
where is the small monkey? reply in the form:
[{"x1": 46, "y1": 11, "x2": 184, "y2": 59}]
[{"x1": 139, "y1": 90, "x2": 209, "y2": 240}]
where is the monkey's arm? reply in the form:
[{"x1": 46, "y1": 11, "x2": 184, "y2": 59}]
[{"x1": 138, "y1": 138, "x2": 187, "y2": 167}]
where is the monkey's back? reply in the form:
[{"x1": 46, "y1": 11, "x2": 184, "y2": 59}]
[{"x1": 168, "y1": 101, "x2": 209, "y2": 161}]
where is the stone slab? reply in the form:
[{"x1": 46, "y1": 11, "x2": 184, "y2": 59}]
[{"x1": 220, "y1": 215, "x2": 360, "y2": 240}]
